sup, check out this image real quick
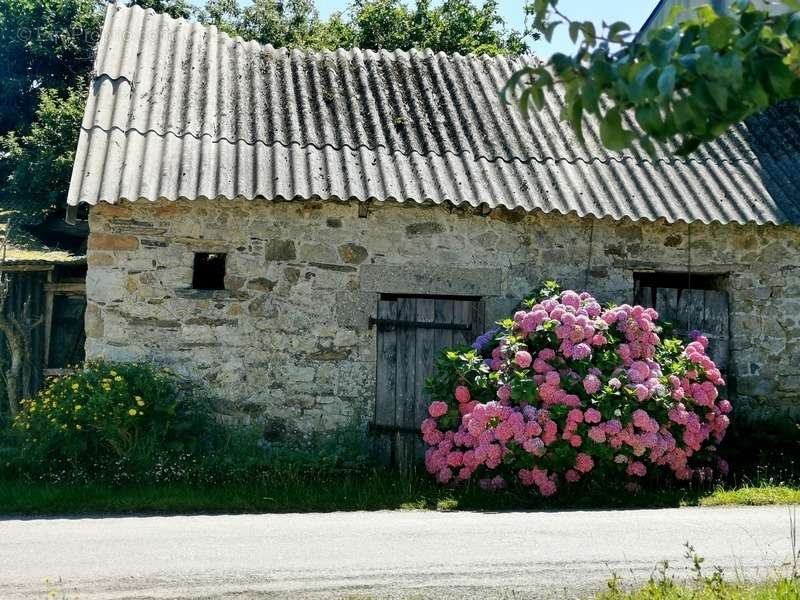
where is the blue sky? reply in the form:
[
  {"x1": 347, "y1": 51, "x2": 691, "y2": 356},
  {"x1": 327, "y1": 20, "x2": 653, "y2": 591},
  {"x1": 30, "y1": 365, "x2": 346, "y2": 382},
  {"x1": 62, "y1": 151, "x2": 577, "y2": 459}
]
[{"x1": 316, "y1": 1, "x2": 658, "y2": 56}]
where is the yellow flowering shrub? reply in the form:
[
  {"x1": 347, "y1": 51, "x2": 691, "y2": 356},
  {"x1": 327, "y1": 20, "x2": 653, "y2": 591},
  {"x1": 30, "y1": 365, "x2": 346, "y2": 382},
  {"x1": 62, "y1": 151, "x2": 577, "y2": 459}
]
[{"x1": 12, "y1": 360, "x2": 209, "y2": 478}]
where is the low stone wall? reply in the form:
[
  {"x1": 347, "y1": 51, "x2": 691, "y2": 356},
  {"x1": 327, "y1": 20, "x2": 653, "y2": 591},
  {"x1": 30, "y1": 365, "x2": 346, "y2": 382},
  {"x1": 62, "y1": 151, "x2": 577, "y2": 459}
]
[{"x1": 85, "y1": 198, "x2": 800, "y2": 432}]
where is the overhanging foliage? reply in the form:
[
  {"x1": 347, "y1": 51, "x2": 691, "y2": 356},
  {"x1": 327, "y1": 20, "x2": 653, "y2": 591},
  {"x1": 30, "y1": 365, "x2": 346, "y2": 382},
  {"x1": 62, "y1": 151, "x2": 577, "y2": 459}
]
[{"x1": 509, "y1": 0, "x2": 800, "y2": 155}]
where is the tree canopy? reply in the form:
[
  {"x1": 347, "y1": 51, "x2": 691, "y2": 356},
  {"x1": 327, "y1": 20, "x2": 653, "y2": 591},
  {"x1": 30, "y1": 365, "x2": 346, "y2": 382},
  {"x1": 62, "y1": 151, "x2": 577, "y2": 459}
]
[
  {"x1": 508, "y1": 0, "x2": 800, "y2": 155},
  {"x1": 196, "y1": 0, "x2": 527, "y2": 55},
  {"x1": 0, "y1": 0, "x2": 528, "y2": 224}
]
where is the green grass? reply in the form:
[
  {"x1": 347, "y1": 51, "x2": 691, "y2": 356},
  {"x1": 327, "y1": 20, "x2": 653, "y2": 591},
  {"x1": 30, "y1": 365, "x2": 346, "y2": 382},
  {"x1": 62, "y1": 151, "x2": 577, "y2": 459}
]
[
  {"x1": 598, "y1": 578, "x2": 800, "y2": 599},
  {"x1": 0, "y1": 471, "x2": 798, "y2": 515},
  {"x1": 700, "y1": 484, "x2": 800, "y2": 507},
  {"x1": 270, "y1": 579, "x2": 800, "y2": 599}
]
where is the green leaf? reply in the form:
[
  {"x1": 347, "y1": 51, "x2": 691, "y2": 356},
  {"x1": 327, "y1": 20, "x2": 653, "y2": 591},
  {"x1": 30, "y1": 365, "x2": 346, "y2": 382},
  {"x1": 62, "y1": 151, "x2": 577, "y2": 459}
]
[
  {"x1": 630, "y1": 63, "x2": 657, "y2": 102},
  {"x1": 664, "y1": 5, "x2": 685, "y2": 27},
  {"x1": 562, "y1": 87, "x2": 585, "y2": 140},
  {"x1": 635, "y1": 104, "x2": 665, "y2": 136},
  {"x1": 606, "y1": 21, "x2": 630, "y2": 43},
  {"x1": 599, "y1": 107, "x2": 635, "y2": 151},
  {"x1": 542, "y1": 20, "x2": 561, "y2": 43},
  {"x1": 673, "y1": 98, "x2": 698, "y2": 132},
  {"x1": 648, "y1": 31, "x2": 679, "y2": 67},
  {"x1": 500, "y1": 67, "x2": 532, "y2": 103},
  {"x1": 705, "y1": 16, "x2": 738, "y2": 50},
  {"x1": 582, "y1": 21, "x2": 597, "y2": 47},
  {"x1": 789, "y1": 13, "x2": 800, "y2": 40},
  {"x1": 735, "y1": 27, "x2": 761, "y2": 51},
  {"x1": 581, "y1": 79, "x2": 601, "y2": 114},
  {"x1": 657, "y1": 65, "x2": 677, "y2": 98},
  {"x1": 569, "y1": 20, "x2": 581, "y2": 44},
  {"x1": 693, "y1": 45, "x2": 715, "y2": 75},
  {"x1": 764, "y1": 57, "x2": 795, "y2": 96},
  {"x1": 706, "y1": 81, "x2": 729, "y2": 111},
  {"x1": 640, "y1": 135, "x2": 658, "y2": 159},
  {"x1": 676, "y1": 136, "x2": 702, "y2": 156}
]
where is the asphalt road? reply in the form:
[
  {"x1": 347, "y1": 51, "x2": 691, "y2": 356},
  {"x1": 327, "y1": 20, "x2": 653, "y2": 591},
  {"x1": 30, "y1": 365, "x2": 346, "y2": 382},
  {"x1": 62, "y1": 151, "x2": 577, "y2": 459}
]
[{"x1": 0, "y1": 506, "x2": 795, "y2": 599}]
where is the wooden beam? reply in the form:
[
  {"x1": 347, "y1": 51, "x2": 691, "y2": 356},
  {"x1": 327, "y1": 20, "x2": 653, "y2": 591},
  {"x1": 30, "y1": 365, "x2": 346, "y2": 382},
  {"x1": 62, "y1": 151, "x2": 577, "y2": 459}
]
[
  {"x1": 2, "y1": 264, "x2": 54, "y2": 273},
  {"x1": 43, "y1": 272, "x2": 55, "y2": 370},
  {"x1": 44, "y1": 282, "x2": 86, "y2": 294}
]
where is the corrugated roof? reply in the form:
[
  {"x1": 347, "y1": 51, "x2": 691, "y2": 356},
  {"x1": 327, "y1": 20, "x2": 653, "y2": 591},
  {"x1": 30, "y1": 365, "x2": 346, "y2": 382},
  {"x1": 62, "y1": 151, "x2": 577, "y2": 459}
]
[{"x1": 67, "y1": 3, "x2": 800, "y2": 226}]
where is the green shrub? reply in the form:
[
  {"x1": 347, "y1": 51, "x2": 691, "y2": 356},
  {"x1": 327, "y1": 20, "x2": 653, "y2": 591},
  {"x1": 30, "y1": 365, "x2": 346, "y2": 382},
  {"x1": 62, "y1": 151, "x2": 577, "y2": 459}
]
[
  {"x1": 11, "y1": 360, "x2": 214, "y2": 480},
  {"x1": 4, "y1": 359, "x2": 377, "y2": 486}
]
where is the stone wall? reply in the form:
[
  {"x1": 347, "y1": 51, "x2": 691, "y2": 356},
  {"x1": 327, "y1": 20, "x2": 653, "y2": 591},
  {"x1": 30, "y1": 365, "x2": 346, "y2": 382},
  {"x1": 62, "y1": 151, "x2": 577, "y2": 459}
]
[{"x1": 85, "y1": 198, "x2": 800, "y2": 432}]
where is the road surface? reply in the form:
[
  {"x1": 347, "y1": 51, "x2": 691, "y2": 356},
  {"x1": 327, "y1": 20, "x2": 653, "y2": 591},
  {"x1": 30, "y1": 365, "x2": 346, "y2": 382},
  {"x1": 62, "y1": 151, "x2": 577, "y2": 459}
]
[{"x1": 0, "y1": 506, "x2": 794, "y2": 599}]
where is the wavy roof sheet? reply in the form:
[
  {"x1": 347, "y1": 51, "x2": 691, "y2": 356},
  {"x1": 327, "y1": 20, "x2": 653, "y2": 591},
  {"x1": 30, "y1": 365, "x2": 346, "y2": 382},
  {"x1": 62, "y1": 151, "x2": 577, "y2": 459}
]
[{"x1": 67, "y1": 3, "x2": 800, "y2": 225}]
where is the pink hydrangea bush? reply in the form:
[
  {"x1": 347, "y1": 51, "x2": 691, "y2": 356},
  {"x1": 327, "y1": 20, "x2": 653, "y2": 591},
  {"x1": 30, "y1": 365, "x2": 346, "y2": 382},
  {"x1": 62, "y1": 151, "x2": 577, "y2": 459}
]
[{"x1": 422, "y1": 282, "x2": 730, "y2": 495}]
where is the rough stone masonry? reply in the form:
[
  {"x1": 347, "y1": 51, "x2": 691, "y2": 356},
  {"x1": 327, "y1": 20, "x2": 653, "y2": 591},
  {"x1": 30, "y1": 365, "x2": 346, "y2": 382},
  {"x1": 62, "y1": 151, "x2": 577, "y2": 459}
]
[{"x1": 85, "y1": 198, "x2": 800, "y2": 433}]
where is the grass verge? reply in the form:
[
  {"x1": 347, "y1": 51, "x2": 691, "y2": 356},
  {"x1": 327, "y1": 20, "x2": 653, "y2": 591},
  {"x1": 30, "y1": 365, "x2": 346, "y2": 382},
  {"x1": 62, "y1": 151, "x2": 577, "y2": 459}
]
[
  {"x1": 700, "y1": 484, "x2": 800, "y2": 507},
  {"x1": 598, "y1": 578, "x2": 800, "y2": 599},
  {"x1": 0, "y1": 471, "x2": 798, "y2": 515}
]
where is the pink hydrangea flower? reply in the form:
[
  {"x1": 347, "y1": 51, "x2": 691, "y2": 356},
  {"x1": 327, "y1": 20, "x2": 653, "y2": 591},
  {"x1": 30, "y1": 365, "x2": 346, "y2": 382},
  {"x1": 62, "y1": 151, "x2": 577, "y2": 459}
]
[
  {"x1": 575, "y1": 453, "x2": 594, "y2": 473},
  {"x1": 538, "y1": 480, "x2": 557, "y2": 497},
  {"x1": 436, "y1": 468, "x2": 453, "y2": 483},
  {"x1": 583, "y1": 374, "x2": 601, "y2": 395},
  {"x1": 454, "y1": 386, "x2": 471, "y2": 403},
  {"x1": 496, "y1": 385, "x2": 512, "y2": 403},
  {"x1": 561, "y1": 291, "x2": 581, "y2": 310},
  {"x1": 627, "y1": 462, "x2": 647, "y2": 477},
  {"x1": 584, "y1": 408, "x2": 602, "y2": 423},
  {"x1": 588, "y1": 426, "x2": 606, "y2": 443},
  {"x1": 572, "y1": 343, "x2": 592, "y2": 360},
  {"x1": 428, "y1": 401, "x2": 449, "y2": 418},
  {"x1": 515, "y1": 350, "x2": 533, "y2": 369}
]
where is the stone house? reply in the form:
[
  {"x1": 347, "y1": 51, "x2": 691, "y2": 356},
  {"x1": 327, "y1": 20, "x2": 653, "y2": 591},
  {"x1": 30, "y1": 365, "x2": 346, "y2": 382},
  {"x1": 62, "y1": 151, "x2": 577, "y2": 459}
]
[{"x1": 68, "y1": 4, "x2": 800, "y2": 455}]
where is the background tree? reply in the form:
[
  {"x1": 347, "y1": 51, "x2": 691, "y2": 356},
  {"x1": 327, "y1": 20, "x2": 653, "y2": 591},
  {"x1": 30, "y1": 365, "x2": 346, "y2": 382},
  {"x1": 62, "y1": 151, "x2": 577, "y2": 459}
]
[
  {"x1": 0, "y1": 0, "x2": 526, "y2": 226},
  {"x1": 0, "y1": 0, "x2": 101, "y2": 135},
  {"x1": 349, "y1": 0, "x2": 526, "y2": 55},
  {"x1": 510, "y1": 0, "x2": 800, "y2": 154}
]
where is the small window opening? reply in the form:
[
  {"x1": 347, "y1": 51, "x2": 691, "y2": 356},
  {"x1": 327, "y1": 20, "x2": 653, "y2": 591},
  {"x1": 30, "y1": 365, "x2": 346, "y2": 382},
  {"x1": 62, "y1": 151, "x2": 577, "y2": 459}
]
[{"x1": 192, "y1": 253, "x2": 227, "y2": 290}]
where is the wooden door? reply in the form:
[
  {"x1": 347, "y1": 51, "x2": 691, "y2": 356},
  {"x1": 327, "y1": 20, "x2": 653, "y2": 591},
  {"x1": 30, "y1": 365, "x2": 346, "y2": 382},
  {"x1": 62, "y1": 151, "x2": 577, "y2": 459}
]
[{"x1": 372, "y1": 295, "x2": 484, "y2": 470}]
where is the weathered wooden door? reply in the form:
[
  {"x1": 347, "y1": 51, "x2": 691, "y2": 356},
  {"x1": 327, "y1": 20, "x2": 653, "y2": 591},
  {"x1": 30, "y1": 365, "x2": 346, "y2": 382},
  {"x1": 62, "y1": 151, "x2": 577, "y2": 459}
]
[
  {"x1": 634, "y1": 279, "x2": 730, "y2": 370},
  {"x1": 372, "y1": 295, "x2": 484, "y2": 470}
]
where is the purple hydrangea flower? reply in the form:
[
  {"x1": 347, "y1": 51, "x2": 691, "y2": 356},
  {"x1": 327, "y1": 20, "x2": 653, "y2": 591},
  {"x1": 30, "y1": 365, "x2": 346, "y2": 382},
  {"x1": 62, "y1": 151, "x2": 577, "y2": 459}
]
[{"x1": 472, "y1": 326, "x2": 500, "y2": 353}]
